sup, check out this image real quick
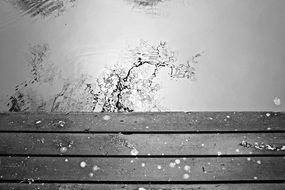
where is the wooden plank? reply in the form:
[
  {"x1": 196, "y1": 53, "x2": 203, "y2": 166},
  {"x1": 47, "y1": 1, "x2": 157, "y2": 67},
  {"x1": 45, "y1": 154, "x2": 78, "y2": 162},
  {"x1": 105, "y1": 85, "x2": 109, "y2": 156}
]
[
  {"x1": 0, "y1": 112, "x2": 284, "y2": 132},
  {"x1": 1, "y1": 133, "x2": 285, "y2": 155},
  {"x1": 1, "y1": 183, "x2": 285, "y2": 190},
  {"x1": 1, "y1": 157, "x2": 285, "y2": 181}
]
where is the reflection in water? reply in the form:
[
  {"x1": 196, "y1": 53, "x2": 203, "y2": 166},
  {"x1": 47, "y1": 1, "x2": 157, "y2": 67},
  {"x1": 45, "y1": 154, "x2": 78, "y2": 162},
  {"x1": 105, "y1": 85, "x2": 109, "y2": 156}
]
[
  {"x1": 124, "y1": 0, "x2": 169, "y2": 16},
  {"x1": 5, "y1": 41, "x2": 200, "y2": 112},
  {"x1": 5, "y1": 0, "x2": 78, "y2": 18},
  {"x1": 1, "y1": 0, "x2": 283, "y2": 112},
  {"x1": 0, "y1": 0, "x2": 78, "y2": 32}
]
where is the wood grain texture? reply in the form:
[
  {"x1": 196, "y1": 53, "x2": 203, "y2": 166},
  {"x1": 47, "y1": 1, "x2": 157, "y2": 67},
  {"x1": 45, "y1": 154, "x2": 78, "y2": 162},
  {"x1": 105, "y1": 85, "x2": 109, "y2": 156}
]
[
  {"x1": 1, "y1": 157, "x2": 285, "y2": 181},
  {"x1": 1, "y1": 112, "x2": 284, "y2": 188},
  {"x1": 1, "y1": 133, "x2": 285, "y2": 156},
  {"x1": 1, "y1": 183, "x2": 285, "y2": 190},
  {"x1": 1, "y1": 112, "x2": 284, "y2": 132}
]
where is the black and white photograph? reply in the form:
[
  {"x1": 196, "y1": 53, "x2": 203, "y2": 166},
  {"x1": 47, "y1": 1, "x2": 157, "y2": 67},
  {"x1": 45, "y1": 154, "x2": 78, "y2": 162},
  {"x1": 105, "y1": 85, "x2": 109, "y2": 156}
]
[{"x1": 0, "y1": 0, "x2": 284, "y2": 189}]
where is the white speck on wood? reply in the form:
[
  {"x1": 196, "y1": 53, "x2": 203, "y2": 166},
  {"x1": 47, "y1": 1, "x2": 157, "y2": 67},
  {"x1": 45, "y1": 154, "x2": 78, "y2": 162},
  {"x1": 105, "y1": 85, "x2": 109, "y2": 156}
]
[
  {"x1": 60, "y1": 147, "x2": 67, "y2": 153},
  {"x1": 183, "y1": 173, "x2": 190, "y2": 179},
  {"x1": 58, "y1": 121, "x2": 65, "y2": 127},
  {"x1": 169, "y1": 162, "x2": 176, "y2": 168},
  {"x1": 175, "y1": 159, "x2": 181, "y2": 164},
  {"x1": 131, "y1": 148, "x2": 139, "y2": 156},
  {"x1": 103, "y1": 115, "x2": 111, "y2": 121},
  {"x1": 92, "y1": 165, "x2": 100, "y2": 171},
  {"x1": 184, "y1": 165, "x2": 191, "y2": 171},
  {"x1": 80, "y1": 161, "x2": 87, "y2": 168}
]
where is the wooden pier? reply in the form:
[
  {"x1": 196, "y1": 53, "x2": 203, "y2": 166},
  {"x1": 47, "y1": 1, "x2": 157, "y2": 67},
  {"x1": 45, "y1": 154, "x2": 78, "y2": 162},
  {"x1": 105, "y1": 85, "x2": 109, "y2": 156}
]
[{"x1": 0, "y1": 112, "x2": 285, "y2": 189}]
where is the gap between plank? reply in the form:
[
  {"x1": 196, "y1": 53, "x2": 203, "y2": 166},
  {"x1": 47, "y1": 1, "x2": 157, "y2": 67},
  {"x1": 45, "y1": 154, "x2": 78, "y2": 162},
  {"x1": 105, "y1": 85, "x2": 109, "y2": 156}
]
[
  {"x1": 0, "y1": 180, "x2": 285, "y2": 184},
  {"x1": 0, "y1": 154, "x2": 284, "y2": 158},
  {"x1": 0, "y1": 130, "x2": 284, "y2": 134}
]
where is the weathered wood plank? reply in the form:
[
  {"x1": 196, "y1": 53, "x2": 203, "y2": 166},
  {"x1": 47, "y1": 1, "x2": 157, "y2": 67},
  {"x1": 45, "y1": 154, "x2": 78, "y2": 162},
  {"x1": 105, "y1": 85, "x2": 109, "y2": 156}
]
[
  {"x1": 0, "y1": 112, "x2": 284, "y2": 132},
  {"x1": 1, "y1": 133, "x2": 285, "y2": 155},
  {"x1": 1, "y1": 183, "x2": 285, "y2": 190},
  {"x1": 1, "y1": 157, "x2": 285, "y2": 181}
]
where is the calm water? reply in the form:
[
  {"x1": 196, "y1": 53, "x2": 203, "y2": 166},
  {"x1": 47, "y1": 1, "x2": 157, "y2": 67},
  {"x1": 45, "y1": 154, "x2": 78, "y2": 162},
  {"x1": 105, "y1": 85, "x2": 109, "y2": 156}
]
[{"x1": 0, "y1": 0, "x2": 284, "y2": 112}]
